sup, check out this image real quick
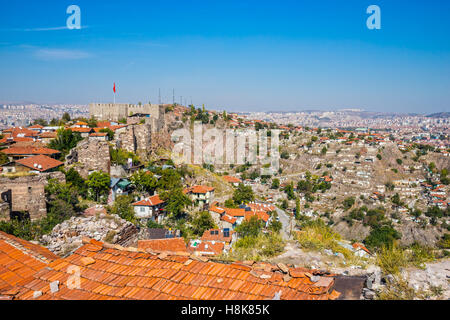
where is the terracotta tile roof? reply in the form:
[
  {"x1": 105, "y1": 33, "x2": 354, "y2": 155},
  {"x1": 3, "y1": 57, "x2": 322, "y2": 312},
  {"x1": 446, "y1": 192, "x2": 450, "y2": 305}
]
[
  {"x1": 1, "y1": 146, "x2": 60, "y2": 156},
  {"x1": 223, "y1": 208, "x2": 246, "y2": 217},
  {"x1": 69, "y1": 127, "x2": 93, "y2": 133},
  {"x1": 89, "y1": 133, "x2": 107, "y2": 137},
  {"x1": 138, "y1": 238, "x2": 188, "y2": 253},
  {"x1": 245, "y1": 211, "x2": 270, "y2": 223},
  {"x1": 221, "y1": 214, "x2": 237, "y2": 225},
  {"x1": 201, "y1": 229, "x2": 234, "y2": 243},
  {"x1": 209, "y1": 205, "x2": 225, "y2": 214},
  {"x1": 39, "y1": 132, "x2": 57, "y2": 139},
  {"x1": 0, "y1": 231, "x2": 58, "y2": 295},
  {"x1": 223, "y1": 176, "x2": 241, "y2": 184},
  {"x1": 247, "y1": 203, "x2": 276, "y2": 212},
  {"x1": 189, "y1": 241, "x2": 224, "y2": 256},
  {"x1": 3, "y1": 238, "x2": 340, "y2": 300},
  {"x1": 184, "y1": 185, "x2": 215, "y2": 194},
  {"x1": 133, "y1": 195, "x2": 164, "y2": 207},
  {"x1": 28, "y1": 125, "x2": 44, "y2": 129},
  {"x1": 16, "y1": 155, "x2": 63, "y2": 172}
]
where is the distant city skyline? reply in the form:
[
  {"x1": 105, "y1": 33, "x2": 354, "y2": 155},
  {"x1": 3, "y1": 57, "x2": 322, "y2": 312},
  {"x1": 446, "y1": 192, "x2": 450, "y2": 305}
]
[{"x1": 0, "y1": 0, "x2": 449, "y2": 113}]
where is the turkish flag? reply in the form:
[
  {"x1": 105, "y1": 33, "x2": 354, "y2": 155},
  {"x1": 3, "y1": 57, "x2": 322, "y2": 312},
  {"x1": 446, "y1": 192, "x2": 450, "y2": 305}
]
[{"x1": 113, "y1": 83, "x2": 116, "y2": 93}]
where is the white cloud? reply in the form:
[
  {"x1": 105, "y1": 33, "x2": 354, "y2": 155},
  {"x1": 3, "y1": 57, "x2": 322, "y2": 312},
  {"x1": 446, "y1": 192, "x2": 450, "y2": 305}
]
[{"x1": 34, "y1": 48, "x2": 92, "y2": 60}]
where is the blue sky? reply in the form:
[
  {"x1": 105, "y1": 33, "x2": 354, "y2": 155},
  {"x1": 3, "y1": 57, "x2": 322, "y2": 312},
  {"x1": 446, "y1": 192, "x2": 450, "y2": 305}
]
[{"x1": 0, "y1": 0, "x2": 449, "y2": 113}]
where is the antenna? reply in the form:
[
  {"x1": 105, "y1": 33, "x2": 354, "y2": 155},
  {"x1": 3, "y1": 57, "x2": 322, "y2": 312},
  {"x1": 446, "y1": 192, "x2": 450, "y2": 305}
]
[
  {"x1": 173, "y1": 89, "x2": 175, "y2": 105},
  {"x1": 158, "y1": 88, "x2": 161, "y2": 104}
]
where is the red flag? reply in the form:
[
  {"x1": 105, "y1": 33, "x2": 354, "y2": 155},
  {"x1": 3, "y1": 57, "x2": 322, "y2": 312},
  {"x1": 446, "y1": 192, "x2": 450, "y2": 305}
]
[{"x1": 113, "y1": 83, "x2": 116, "y2": 93}]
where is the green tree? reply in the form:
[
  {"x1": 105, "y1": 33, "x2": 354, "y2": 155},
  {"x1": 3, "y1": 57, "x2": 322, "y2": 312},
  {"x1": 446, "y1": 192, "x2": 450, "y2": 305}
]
[
  {"x1": 64, "y1": 168, "x2": 87, "y2": 195},
  {"x1": 110, "y1": 195, "x2": 136, "y2": 224},
  {"x1": 160, "y1": 188, "x2": 192, "y2": 218},
  {"x1": 364, "y1": 225, "x2": 401, "y2": 249},
  {"x1": 62, "y1": 112, "x2": 71, "y2": 122},
  {"x1": 131, "y1": 170, "x2": 158, "y2": 194},
  {"x1": 271, "y1": 178, "x2": 280, "y2": 189},
  {"x1": 49, "y1": 128, "x2": 83, "y2": 159},
  {"x1": 284, "y1": 182, "x2": 295, "y2": 200},
  {"x1": 87, "y1": 171, "x2": 111, "y2": 202},
  {"x1": 232, "y1": 183, "x2": 255, "y2": 205},
  {"x1": 191, "y1": 211, "x2": 216, "y2": 236},
  {"x1": 99, "y1": 128, "x2": 115, "y2": 140},
  {"x1": 342, "y1": 197, "x2": 356, "y2": 211},
  {"x1": 235, "y1": 216, "x2": 264, "y2": 238}
]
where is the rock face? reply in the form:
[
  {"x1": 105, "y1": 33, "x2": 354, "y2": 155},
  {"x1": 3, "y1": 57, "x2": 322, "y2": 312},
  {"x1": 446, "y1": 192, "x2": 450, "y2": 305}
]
[
  {"x1": 0, "y1": 172, "x2": 65, "y2": 221},
  {"x1": 332, "y1": 221, "x2": 371, "y2": 242},
  {"x1": 398, "y1": 221, "x2": 442, "y2": 247},
  {"x1": 65, "y1": 140, "x2": 111, "y2": 179},
  {"x1": 41, "y1": 214, "x2": 139, "y2": 257}
]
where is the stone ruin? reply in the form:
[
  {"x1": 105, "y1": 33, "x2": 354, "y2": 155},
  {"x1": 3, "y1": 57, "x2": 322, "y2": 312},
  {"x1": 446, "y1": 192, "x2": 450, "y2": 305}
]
[
  {"x1": 65, "y1": 139, "x2": 111, "y2": 179},
  {"x1": 0, "y1": 172, "x2": 65, "y2": 221},
  {"x1": 40, "y1": 213, "x2": 139, "y2": 257}
]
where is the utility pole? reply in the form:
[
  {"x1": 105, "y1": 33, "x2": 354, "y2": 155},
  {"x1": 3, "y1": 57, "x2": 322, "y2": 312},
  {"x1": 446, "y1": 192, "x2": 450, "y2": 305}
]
[
  {"x1": 158, "y1": 88, "x2": 161, "y2": 104},
  {"x1": 173, "y1": 89, "x2": 175, "y2": 105}
]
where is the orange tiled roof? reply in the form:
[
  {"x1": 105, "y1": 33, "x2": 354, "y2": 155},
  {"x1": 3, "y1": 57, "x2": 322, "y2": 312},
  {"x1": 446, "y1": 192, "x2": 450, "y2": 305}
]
[
  {"x1": 223, "y1": 176, "x2": 241, "y2": 184},
  {"x1": 221, "y1": 214, "x2": 237, "y2": 225},
  {"x1": 1, "y1": 146, "x2": 60, "y2": 156},
  {"x1": 247, "y1": 203, "x2": 276, "y2": 213},
  {"x1": 138, "y1": 238, "x2": 188, "y2": 253},
  {"x1": 184, "y1": 185, "x2": 215, "y2": 194},
  {"x1": 133, "y1": 195, "x2": 164, "y2": 207},
  {"x1": 189, "y1": 241, "x2": 224, "y2": 256},
  {"x1": 201, "y1": 229, "x2": 234, "y2": 243},
  {"x1": 209, "y1": 205, "x2": 225, "y2": 214},
  {"x1": 245, "y1": 211, "x2": 270, "y2": 223},
  {"x1": 223, "y1": 208, "x2": 246, "y2": 217},
  {"x1": 39, "y1": 132, "x2": 57, "y2": 139},
  {"x1": 69, "y1": 127, "x2": 93, "y2": 133},
  {"x1": 0, "y1": 231, "x2": 58, "y2": 295},
  {"x1": 3, "y1": 238, "x2": 340, "y2": 300},
  {"x1": 16, "y1": 155, "x2": 63, "y2": 172}
]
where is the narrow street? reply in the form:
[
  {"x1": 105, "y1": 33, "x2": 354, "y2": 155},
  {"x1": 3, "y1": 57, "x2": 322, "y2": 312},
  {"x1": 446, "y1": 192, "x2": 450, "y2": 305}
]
[{"x1": 275, "y1": 207, "x2": 294, "y2": 240}]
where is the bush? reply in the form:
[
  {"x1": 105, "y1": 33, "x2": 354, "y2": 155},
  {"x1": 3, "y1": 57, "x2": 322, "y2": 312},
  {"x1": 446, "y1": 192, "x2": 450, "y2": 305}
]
[{"x1": 365, "y1": 225, "x2": 401, "y2": 249}]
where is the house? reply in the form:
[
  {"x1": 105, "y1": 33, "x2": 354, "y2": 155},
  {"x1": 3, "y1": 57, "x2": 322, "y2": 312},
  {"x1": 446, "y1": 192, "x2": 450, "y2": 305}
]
[
  {"x1": 71, "y1": 121, "x2": 89, "y2": 128},
  {"x1": 89, "y1": 132, "x2": 108, "y2": 141},
  {"x1": 110, "y1": 178, "x2": 132, "y2": 202},
  {"x1": 223, "y1": 175, "x2": 241, "y2": 187},
  {"x1": 184, "y1": 185, "x2": 215, "y2": 207},
  {"x1": 200, "y1": 228, "x2": 236, "y2": 245},
  {"x1": 38, "y1": 131, "x2": 57, "y2": 144},
  {"x1": 132, "y1": 194, "x2": 166, "y2": 223},
  {"x1": 1, "y1": 155, "x2": 63, "y2": 174},
  {"x1": 13, "y1": 155, "x2": 63, "y2": 173},
  {"x1": 69, "y1": 127, "x2": 93, "y2": 138},
  {"x1": 0, "y1": 146, "x2": 60, "y2": 161}
]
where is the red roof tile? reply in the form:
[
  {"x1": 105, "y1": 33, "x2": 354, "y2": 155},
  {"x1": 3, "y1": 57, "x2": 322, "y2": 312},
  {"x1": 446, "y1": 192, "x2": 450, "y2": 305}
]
[
  {"x1": 133, "y1": 195, "x2": 164, "y2": 207},
  {"x1": 16, "y1": 155, "x2": 63, "y2": 172},
  {"x1": 2, "y1": 237, "x2": 340, "y2": 300},
  {"x1": 138, "y1": 238, "x2": 188, "y2": 253}
]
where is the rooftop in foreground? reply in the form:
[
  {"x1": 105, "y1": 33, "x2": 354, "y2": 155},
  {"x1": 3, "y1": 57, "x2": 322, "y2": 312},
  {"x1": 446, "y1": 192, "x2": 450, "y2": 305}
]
[{"x1": 0, "y1": 235, "x2": 341, "y2": 300}]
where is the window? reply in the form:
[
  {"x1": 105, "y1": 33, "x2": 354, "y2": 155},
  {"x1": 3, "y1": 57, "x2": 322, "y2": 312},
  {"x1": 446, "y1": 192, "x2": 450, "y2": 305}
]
[{"x1": 140, "y1": 207, "x2": 145, "y2": 212}]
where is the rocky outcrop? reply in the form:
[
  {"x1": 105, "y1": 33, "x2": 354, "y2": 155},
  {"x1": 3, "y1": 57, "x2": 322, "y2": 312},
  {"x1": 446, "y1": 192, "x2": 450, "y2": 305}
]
[
  {"x1": 398, "y1": 221, "x2": 442, "y2": 247},
  {"x1": 41, "y1": 213, "x2": 139, "y2": 257},
  {"x1": 332, "y1": 221, "x2": 371, "y2": 242},
  {"x1": 65, "y1": 139, "x2": 111, "y2": 179}
]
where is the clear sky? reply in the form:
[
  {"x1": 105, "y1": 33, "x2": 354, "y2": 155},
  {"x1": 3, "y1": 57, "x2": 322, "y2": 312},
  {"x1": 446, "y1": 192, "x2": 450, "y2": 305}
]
[{"x1": 0, "y1": 0, "x2": 449, "y2": 113}]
